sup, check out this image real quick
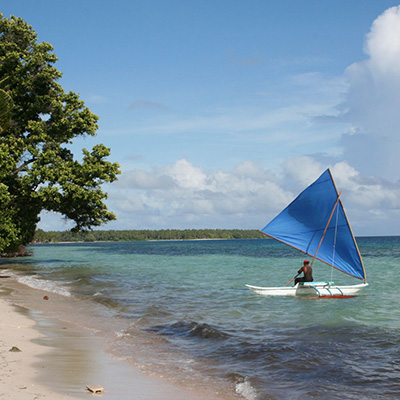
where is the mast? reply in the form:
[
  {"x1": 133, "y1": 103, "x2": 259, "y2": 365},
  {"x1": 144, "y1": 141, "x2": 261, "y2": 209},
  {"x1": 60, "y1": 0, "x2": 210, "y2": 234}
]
[{"x1": 310, "y1": 191, "x2": 341, "y2": 267}]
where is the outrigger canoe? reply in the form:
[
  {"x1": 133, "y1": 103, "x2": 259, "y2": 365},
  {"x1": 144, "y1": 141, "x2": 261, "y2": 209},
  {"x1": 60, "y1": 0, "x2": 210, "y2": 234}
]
[{"x1": 246, "y1": 169, "x2": 368, "y2": 298}]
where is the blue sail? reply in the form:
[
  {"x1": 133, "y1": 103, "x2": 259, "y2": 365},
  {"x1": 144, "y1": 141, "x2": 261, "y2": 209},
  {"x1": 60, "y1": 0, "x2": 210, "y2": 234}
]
[{"x1": 261, "y1": 169, "x2": 366, "y2": 281}]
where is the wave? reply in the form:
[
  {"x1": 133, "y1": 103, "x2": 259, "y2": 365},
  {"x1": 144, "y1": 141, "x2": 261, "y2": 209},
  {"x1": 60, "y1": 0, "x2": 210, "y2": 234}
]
[
  {"x1": 222, "y1": 373, "x2": 259, "y2": 400},
  {"x1": 235, "y1": 380, "x2": 259, "y2": 400},
  {"x1": 16, "y1": 274, "x2": 72, "y2": 297},
  {"x1": 148, "y1": 320, "x2": 230, "y2": 340}
]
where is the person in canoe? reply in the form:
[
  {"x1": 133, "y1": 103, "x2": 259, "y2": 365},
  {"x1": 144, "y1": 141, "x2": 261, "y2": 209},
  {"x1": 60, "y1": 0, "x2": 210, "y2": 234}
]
[{"x1": 294, "y1": 260, "x2": 313, "y2": 285}]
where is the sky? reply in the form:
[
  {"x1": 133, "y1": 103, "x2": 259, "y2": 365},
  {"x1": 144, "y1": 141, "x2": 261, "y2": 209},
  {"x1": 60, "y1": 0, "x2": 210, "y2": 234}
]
[{"x1": 2, "y1": 0, "x2": 400, "y2": 236}]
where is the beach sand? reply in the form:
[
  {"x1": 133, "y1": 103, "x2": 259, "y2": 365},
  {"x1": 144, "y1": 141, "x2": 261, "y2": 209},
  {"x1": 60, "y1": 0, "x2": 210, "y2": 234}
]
[{"x1": 0, "y1": 277, "x2": 236, "y2": 400}]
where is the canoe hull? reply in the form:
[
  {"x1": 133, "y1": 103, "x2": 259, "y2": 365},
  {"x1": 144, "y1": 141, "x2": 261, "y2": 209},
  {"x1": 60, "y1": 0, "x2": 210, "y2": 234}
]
[{"x1": 245, "y1": 282, "x2": 368, "y2": 297}]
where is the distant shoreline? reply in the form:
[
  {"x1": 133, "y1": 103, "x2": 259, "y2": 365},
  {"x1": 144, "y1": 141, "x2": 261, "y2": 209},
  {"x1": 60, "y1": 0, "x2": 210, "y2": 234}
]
[
  {"x1": 31, "y1": 237, "x2": 263, "y2": 245},
  {"x1": 31, "y1": 231, "x2": 399, "y2": 246},
  {"x1": 33, "y1": 228, "x2": 266, "y2": 244}
]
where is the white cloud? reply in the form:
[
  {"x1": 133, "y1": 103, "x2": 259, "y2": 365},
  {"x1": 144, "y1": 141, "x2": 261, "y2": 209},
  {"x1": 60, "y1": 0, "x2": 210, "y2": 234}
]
[
  {"x1": 37, "y1": 211, "x2": 75, "y2": 231},
  {"x1": 283, "y1": 157, "x2": 324, "y2": 186},
  {"x1": 110, "y1": 159, "x2": 294, "y2": 229},
  {"x1": 119, "y1": 170, "x2": 174, "y2": 190},
  {"x1": 103, "y1": 157, "x2": 400, "y2": 235},
  {"x1": 164, "y1": 159, "x2": 207, "y2": 189},
  {"x1": 331, "y1": 162, "x2": 400, "y2": 209},
  {"x1": 364, "y1": 7, "x2": 400, "y2": 77},
  {"x1": 330, "y1": 162, "x2": 359, "y2": 190},
  {"x1": 37, "y1": 157, "x2": 400, "y2": 235},
  {"x1": 341, "y1": 5, "x2": 400, "y2": 180}
]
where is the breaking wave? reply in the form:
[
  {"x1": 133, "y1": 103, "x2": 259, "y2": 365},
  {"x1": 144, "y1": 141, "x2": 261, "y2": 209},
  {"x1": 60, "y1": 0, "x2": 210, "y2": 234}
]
[
  {"x1": 148, "y1": 320, "x2": 230, "y2": 340},
  {"x1": 17, "y1": 274, "x2": 72, "y2": 297}
]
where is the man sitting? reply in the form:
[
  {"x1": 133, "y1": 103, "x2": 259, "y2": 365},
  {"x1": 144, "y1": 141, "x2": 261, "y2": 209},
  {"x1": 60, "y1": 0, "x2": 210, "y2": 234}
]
[{"x1": 295, "y1": 260, "x2": 313, "y2": 285}]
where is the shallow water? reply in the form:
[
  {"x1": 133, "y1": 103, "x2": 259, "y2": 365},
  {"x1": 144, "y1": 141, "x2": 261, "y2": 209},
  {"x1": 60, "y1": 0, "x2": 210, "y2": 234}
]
[{"x1": 1, "y1": 237, "x2": 399, "y2": 399}]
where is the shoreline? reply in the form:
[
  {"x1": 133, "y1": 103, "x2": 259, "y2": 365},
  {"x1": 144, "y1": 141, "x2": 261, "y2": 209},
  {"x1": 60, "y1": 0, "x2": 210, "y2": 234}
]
[
  {"x1": 0, "y1": 276, "x2": 239, "y2": 400},
  {"x1": 31, "y1": 237, "x2": 262, "y2": 245}
]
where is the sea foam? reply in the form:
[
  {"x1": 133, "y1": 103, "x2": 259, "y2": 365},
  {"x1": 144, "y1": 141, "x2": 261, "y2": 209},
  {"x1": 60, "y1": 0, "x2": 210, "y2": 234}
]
[
  {"x1": 235, "y1": 378, "x2": 258, "y2": 400},
  {"x1": 17, "y1": 275, "x2": 72, "y2": 297}
]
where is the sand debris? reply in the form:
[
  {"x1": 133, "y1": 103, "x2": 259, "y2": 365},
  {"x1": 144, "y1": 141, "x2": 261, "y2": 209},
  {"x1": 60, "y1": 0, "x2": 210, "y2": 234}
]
[{"x1": 86, "y1": 385, "x2": 104, "y2": 394}]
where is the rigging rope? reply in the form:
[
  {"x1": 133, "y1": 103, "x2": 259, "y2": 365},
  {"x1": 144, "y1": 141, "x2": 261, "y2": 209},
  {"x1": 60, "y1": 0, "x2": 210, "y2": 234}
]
[{"x1": 331, "y1": 202, "x2": 340, "y2": 282}]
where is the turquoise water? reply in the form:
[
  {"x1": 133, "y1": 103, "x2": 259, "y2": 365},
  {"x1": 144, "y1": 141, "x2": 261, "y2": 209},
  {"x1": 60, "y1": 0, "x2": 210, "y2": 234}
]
[{"x1": 2, "y1": 237, "x2": 399, "y2": 399}]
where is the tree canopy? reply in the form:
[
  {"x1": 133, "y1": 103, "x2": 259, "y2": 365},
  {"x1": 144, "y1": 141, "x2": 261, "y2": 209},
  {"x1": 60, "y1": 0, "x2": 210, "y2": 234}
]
[{"x1": 0, "y1": 14, "x2": 120, "y2": 254}]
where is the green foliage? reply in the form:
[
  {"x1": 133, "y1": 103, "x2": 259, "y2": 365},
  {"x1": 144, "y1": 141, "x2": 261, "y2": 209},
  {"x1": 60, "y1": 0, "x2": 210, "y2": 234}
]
[
  {"x1": 33, "y1": 229, "x2": 266, "y2": 243},
  {"x1": 0, "y1": 86, "x2": 13, "y2": 130},
  {"x1": 0, "y1": 14, "x2": 120, "y2": 254}
]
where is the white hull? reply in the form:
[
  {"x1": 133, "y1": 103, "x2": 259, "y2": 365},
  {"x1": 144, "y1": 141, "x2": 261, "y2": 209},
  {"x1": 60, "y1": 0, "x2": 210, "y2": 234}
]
[{"x1": 245, "y1": 282, "x2": 368, "y2": 297}]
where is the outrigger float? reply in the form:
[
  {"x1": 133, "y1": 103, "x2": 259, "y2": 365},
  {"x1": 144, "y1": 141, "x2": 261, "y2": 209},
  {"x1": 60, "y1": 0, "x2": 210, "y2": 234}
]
[
  {"x1": 246, "y1": 282, "x2": 368, "y2": 298},
  {"x1": 246, "y1": 169, "x2": 368, "y2": 298}
]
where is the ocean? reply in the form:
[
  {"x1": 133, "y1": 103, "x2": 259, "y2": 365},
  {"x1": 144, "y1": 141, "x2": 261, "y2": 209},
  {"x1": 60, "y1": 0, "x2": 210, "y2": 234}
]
[{"x1": 1, "y1": 237, "x2": 399, "y2": 400}]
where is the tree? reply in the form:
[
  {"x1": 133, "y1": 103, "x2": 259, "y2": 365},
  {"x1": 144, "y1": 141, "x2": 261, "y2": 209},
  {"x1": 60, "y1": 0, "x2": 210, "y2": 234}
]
[{"x1": 0, "y1": 14, "x2": 120, "y2": 254}]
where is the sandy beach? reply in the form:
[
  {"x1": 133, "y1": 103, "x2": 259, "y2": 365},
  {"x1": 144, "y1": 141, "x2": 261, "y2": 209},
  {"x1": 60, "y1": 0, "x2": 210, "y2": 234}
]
[{"x1": 0, "y1": 276, "x2": 236, "y2": 400}]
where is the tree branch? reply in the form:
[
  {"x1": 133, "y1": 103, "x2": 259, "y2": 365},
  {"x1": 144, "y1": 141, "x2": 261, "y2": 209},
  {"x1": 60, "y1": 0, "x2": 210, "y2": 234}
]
[{"x1": 12, "y1": 157, "x2": 37, "y2": 175}]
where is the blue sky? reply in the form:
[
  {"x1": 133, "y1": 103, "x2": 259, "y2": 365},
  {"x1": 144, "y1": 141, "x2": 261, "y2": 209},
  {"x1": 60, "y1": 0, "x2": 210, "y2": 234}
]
[{"x1": 2, "y1": 1, "x2": 400, "y2": 235}]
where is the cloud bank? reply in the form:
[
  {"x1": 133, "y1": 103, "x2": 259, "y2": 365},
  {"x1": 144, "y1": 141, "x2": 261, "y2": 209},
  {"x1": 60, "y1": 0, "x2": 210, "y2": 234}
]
[
  {"x1": 106, "y1": 157, "x2": 400, "y2": 235},
  {"x1": 341, "y1": 5, "x2": 400, "y2": 180},
  {"x1": 110, "y1": 159, "x2": 293, "y2": 230}
]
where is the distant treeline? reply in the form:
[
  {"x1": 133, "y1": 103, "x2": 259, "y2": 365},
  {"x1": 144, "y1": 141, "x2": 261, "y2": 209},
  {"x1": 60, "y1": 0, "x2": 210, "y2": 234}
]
[{"x1": 33, "y1": 229, "x2": 266, "y2": 243}]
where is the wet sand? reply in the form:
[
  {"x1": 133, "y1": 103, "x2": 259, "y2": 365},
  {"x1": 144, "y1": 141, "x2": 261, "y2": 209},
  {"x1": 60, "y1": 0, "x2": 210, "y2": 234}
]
[{"x1": 0, "y1": 277, "x2": 236, "y2": 400}]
